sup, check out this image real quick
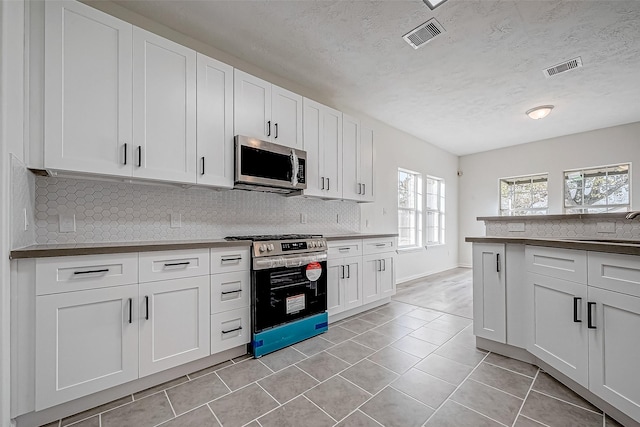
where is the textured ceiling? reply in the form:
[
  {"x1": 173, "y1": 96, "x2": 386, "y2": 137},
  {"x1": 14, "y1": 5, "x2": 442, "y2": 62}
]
[{"x1": 111, "y1": 0, "x2": 640, "y2": 156}]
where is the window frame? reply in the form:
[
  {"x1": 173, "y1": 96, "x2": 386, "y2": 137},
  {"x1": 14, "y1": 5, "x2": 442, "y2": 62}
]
[
  {"x1": 397, "y1": 168, "x2": 423, "y2": 249},
  {"x1": 425, "y1": 176, "x2": 445, "y2": 245},
  {"x1": 499, "y1": 173, "x2": 549, "y2": 216},
  {"x1": 563, "y1": 163, "x2": 631, "y2": 214}
]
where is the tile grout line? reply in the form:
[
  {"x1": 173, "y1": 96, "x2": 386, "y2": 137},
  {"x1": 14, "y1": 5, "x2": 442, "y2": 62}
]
[
  {"x1": 520, "y1": 413, "x2": 552, "y2": 427},
  {"x1": 528, "y1": 389, "x2": 605, "y2": 416},
  {"x1": 213, "y1": 370, "x2": 233, "y2": 395},
  {"x1": 483, "y1": 360, "x2": 537, "y2": 379},
  {"x1": 511, "y1": 368, "x2": 540, "y2": 426},
  {"x1": 466, "y1": 377, "x2": 526, "y2": 401},
  {"x1": 206, "y1": 402, "x2": 225, "y2": 427},
  {"x1": 421, "y1": 350, "x2": 491, "y2": 426},
  {"x1": 164, "y1": 390, "x2": 177, "y2": 418},
  {"x1": 444, "y1": 400, "x2": 510, "y2": 427},
  {"x1": 301, "y1": 394, "x2": 338, "y2": 423},
  {"x1": 387, "y1": 384, "x2": 438, "y2": 410}
]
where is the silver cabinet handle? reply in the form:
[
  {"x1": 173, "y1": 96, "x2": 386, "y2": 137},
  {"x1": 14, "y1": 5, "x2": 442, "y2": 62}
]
[
  {"x1": 363, "y1": 184, "x2": 366, "y2": 195},
  {"x1": 382, "y1": 259, "x2": 386, "y2": 271}
]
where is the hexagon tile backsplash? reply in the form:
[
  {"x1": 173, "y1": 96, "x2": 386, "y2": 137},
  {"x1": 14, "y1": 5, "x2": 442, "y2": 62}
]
[
  {"x1": 485, "y1": 219, "x2": 640, "y2": 240},
  {"x1": 33, "y1": 176, "x2": 360, "y2": 245}
]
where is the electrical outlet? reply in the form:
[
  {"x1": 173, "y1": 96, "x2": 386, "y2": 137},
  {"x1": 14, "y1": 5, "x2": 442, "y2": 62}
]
[
  {"x1": 170, "y1": 213, "x2": 182, "y2": 228},
  {"x1": 365, "y1": 219, "x2": 370, "y2": 228},
  {"x1": 23, "y1": 208, "x2": 29, "y2": 231},
  {"x1": 336, "y1": 214, "x2": 340, "y2": 223},
  {"x1": 59, "y1": 213, "x2": 76, "y2": 233},
  {"x1": 300, "y1": 213, "x2": 308, "y2": 224},
  {"x1": 596, "y1": 222, "x2": 615, "y2": 233}
]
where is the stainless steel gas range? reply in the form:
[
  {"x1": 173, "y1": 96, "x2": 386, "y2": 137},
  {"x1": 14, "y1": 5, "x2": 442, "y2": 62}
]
[{"x1": 225, "y1": 234, "x2": 328, "y2": 357}]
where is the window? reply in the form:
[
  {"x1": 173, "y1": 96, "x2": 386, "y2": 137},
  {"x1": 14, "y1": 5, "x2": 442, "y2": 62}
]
[
  {"x1": 398, "y1": 169, "x2": 422, "y2": 248},
  {"x1": 500, "y1": 174, "x2": 549, "y2": 216},
  {"x1": 426, "y1": 177, "x2": 445, "y2": 244},
  {"x1": 564, "y1": 164, "x2": 630, "y2": 213}
]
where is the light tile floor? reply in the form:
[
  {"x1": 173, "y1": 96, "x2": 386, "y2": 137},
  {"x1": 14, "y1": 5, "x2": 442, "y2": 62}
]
[{"x1": 42, "y1": 299, "x2": 625, "y2": 427}]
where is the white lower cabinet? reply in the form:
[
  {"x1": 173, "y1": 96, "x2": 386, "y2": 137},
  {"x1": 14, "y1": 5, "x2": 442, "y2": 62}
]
[
  {"x1": 362, "y1": 252, "x2": 395, "y2": 305},
  {"x1": 139, "y1": 276, "x2": 210, "y2": 377},
  {"x1": 211, "y1": 307, "x2": 251, "y2": 353},
  {"x1": 472, "y1": 243, "x2": 506, "y2": 343},
  {"x1": 35, "y1": 284, "x2": 139, "y2": 410},
  {"x1": 526, "y1": 272, "x2": 589, "y2": 387},
  {"x1": 327, "y1": 257, "x2": 362, "y2": 316}
]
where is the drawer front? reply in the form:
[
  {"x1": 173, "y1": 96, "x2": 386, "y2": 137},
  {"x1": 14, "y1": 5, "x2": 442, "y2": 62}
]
[
  {"x1": 211, "y1": 271, "x2": 251, "y2": 314},
  {"x1": 588, "y1": 252, "x2": 640, "y2": 297},
  {"x1": 36, "y1": 253, "x2": 138, "y2": 295},
  {"x1": 525, "y1": 246, "x2": 587, "y2": 283},
  {"x1": 362, "y1": 238, "x2": 396, "y2": 255},
  {"x1": 210, "y1": 247, "x2": 250, "y2": 274},
  {"x1": 139, "y1": 249, "x2": 209, "y2": 283},
  {"x1": 327, "y1": 240, "x2": 362, "y2": 260},
  {"x1": 211, "y1": 307, "x2": 251, "y2": 354}
]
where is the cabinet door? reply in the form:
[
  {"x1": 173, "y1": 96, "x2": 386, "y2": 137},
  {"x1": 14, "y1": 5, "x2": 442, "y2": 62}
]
[
  {"x1": 302, "y1": 98, "x2": 324, "y2": 197},
  {"x1": 36, "y1": 284, "x2": 138, "y2": 410},
  {"x1": 362, "y1": 254, "x2": 381, "y2": 305},
  {"x1": 473, "y1": 243, "x2": 506, "y2": 343},
  {"x1": 234, "y1": 70, "x2": 271, "y2": 141},
  {"x1": 359, "y1": 125, "x2": 374, "y2": 202},
  {"x1": 44, "y1": 0, "x2": 132, "y2": 177},
  {"x1": 343, "y1": 258, "x2": 363, "y2": 311},
  {"x1": 271, "y1": 85, "x2": 303, "y2": 149},
  {"x1": 342, "y1": 115, "x2": 360, "y2": 201},
  {"x1": 589, "y1": 287, "x2": 640, "y2": 421},
  {"x1": 527, "y1": 272, "x2": 588, "y2": 387},
  {"x1": 322, "y1": 106, "x2": 343, "y2": 199},
  {"x1": 139, "y1": 276, "x2": 210, "y2": 377},
  {"x1": 327, "y1": 259, "x2": 344, "y2": 316},
  {"x1": 133, "y1": 27, "x2": 196, "y2": 184},
  {"x1": 379, "y1": 255, "x2": 395, "y2": 299},
  {"x1": 196, "y1": 53, "x2": 234, "y2": 188}
]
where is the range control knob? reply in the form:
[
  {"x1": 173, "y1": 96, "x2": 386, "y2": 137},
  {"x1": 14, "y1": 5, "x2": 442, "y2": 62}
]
[
  {"x1": 268, "y1": 244, "x2": 275, "y2": 251},
  {"x1": 259, "y1": 244, "x2": 267, "y2": 253},
  {"x1": 316, "y1": 241, "x2": 323, "y2": 247},
  {"x1": 309, "y1": 241, "x2": 316, "y2": 248}
]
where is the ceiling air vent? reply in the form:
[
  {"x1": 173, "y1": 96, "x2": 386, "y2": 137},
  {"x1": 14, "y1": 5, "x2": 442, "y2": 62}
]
[
  {"x1": 403, "y1": 18, "x2": 445, "y2": 49},
  {"x1": 543, "y1": 57, "x2": 583, "y2": 78}
]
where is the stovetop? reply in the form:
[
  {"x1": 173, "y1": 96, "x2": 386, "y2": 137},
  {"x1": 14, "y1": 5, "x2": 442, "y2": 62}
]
[{"x1": 225, "y1": 234, "x2": 321, "y2": 242}]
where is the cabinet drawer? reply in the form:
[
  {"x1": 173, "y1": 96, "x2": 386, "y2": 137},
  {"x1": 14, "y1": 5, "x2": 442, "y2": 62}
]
[
  {"x1": 588, "y1": 252, "x2": 640, "y2": 297},
  {"x1": 211, "y1": 247, "x2": 250, "y2": 274},
  {"x1": 363, "y1": 238, "x2": 396, "y2": 255},
  {"x1": 211, "y1": 271, "x2": 251, "y2": 314},
  {"x1": 139, "y1": 249, "x2": 209, "y2": 283},
  {"x1": 327, "y1": 240, "x2": 362, "y2": 259},
  {"x1": 36, "y1": 253, "x2": 138, "y2": 295},
  {"x1": 211, "y1": 307, "x2": 251, "y2": 354},
  {"x1": 525, "y1": 246, "x2": 587, "y2": 283}
]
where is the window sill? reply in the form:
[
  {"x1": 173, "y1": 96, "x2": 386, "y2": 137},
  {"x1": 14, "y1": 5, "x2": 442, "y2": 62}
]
[
  {"x1": 397, "y1": 246, "x2": 426, "y2": 254},
  {"x1": 425, "y1": 243, "x2": 446, "y2": 248}
]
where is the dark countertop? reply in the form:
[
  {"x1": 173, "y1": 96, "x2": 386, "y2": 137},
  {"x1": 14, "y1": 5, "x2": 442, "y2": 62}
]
[
  {"x1": 477, "y1": 212, "x2": 630, "y2": 222},
  {"x1": 465, "y1": 236, "x2": 640, "y2": 256},
  {"x1": 10, "y1": 239, "x2": 252, "y2": 259},
  {"x1": 10, "y1": 233, "x2": 398, "y2": 259}
]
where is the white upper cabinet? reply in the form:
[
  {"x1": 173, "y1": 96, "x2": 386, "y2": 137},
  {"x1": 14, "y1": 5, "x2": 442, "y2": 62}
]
[
  {"x1": 44, "y1": 0, "x2": 133, "y2": 177},
  {"x1": 196, "y1": 53, "x2": 234, "y2": 188},
  {"x1": 132, "y1": 28, "x2": 197, "y2": 184},
  {"x1": 234, "y1": 70, "x2": 302, "y2": 149},
  {"x1": 303, "y1": 98, "x2": 343, "y2": 198},
  {"x1": 342, "y1": 115, "x2": 374, "y2": 202}
]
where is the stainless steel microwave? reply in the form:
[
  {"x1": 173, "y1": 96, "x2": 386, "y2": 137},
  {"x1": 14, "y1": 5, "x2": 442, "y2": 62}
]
[{"x1": 234, "y1": 135, "x2": 307, "y2": 194}]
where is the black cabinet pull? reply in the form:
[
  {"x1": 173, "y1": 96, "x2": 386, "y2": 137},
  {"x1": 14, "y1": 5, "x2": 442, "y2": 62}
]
[
  {"x1": 347, "y1": 264, "x2": 351, "y2": 278},
  {"x1": 123, "y1": 143, "x2": 127, "y2": 165},
  {"x1": 363, "y1": 184, "x2": 366, "y2": 195},
  {"x1": 274, "y1": 123, "x2": 278, "y2": 139},
  {"x1": 321, "y1": 177, "x2": 325, "y2": 190},
  {"x1": 74, "y1": 268, "x2": 109, "y2": 275},
  {"x1": 137, "y1": 146, "x2": 142, "y2": 167},
  {"x1": 221, "y1": 289, "x2": 242, "y2": 295},
  {"x1": 221, "y1": 257, "x2": 242, "y2": 263},
  {"x1": 587, "y1": 302, "x2": 596, "y2": 329},
  {"x1": 267, "y1": 121, "x2": 271, "y2": 136},
  {"x1": 382, "y1": 259, "x2": 386, "y2": 271},
  {"x1": 573, "y1": 297, "x2": 582, "y2": 322},
  {"x1": 327, "y1": 178, "x2": 330, "y2": 191},
  {"x1": 201, "y1": 157, "x2": 205, "y2": 175},
  {"x1": 340, "y1": 265, "x2": 345, "y2": 279},
  {"x1": 128, "y1": 298, "x2": 132, "y2": 324},
  {"x1": 222, "y1": 326, "x2": 242, "y2": 334},
  {"x1": 358, "y1": 183, "x2": 362, "y2": 194},
  {"x1": 377, "y1": 260, "x2": 381, "y2": 272},
  {"x1": 496, "y1": 253, "x2": 501, "y2": 272},
  {"x1": 145, "y1": 296, "x2": 149, "y2": 320},
  {"x1": 164, "y1": 261, "x2": 190, "y2": 267}
]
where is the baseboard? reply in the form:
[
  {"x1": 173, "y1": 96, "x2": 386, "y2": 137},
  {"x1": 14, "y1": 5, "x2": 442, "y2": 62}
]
[
  {"x1": 397, "y1": 265, "x2": 470, "y2": 286},
  {"x1": 458, "y1": 263, "x2": 472, "y2": 268}
]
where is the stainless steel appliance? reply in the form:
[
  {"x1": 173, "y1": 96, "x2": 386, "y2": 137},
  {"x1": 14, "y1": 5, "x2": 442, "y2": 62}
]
[
  {"x1": 234, "y1": 136, "x2": 307, "y2": 194},
  {"x1": 225, "y1": 234, "x2": 328, "y2": 357}
]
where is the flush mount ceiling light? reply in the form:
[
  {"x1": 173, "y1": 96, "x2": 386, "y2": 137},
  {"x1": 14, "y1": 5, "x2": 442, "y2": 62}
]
[
  {"x1": 526, "y1": 105, "x2": 554, "y2": 120},
  {"x1": 423, "y1": 0, "x2": 449, "y2": 10}
]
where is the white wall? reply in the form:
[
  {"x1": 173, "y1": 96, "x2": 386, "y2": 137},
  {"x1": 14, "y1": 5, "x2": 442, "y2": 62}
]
[
  {"x1": 359, "y1": 118, "x2": 460, "y2": 283},
  {"x1": 458, "y1": 121, "x2": 640, "y2": 266}
]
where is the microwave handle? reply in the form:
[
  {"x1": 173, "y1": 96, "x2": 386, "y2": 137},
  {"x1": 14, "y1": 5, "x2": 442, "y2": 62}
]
[{"x1": 290, "y1": 150, "x2": 299, "y2": 186}]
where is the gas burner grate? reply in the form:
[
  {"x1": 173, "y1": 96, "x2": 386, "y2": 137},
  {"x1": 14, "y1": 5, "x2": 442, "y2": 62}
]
[{"x1": 225, "y1": 234, "x2": 322, "y2": 242}]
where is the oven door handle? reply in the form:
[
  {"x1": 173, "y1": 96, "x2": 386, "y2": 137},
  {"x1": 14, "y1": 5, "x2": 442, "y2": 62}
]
[{"x1": 253, "y1": 252, "x2": 327, "y2": 270}]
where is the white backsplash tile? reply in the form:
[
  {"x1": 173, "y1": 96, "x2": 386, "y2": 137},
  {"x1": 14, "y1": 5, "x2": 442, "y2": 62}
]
[
  {"x1": 33, "y1": 176, "x2": 360, "y2": 244},
  {"x1": 485, "y1": 219, "x2": 640, "y2": 240}
]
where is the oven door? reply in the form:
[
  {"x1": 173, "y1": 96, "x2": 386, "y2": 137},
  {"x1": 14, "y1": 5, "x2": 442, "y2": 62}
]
[{"x1": 253, "y1": 260, "x2": 327, "y2": 333}]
